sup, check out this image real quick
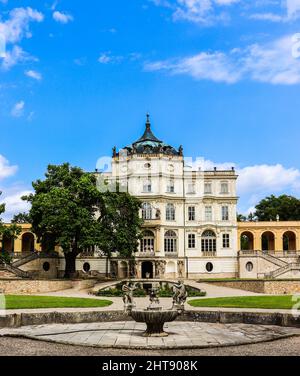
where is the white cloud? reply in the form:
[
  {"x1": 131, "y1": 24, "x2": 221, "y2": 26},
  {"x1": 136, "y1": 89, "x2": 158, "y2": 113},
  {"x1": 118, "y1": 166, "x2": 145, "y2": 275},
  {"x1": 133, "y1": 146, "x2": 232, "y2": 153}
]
[
  {"x1": 237, "y1": 164, "x2": 300, "y2": 195},
  {"x1": 152, "y1": 0, "x2": 240, "y2": 25},
  {"x1": 145, "y1": 34, "x2": 300, "y2": 85},
  {"x1": 243, "y1": 35, "x2": 300, "y2": 84},
  {"x1": 53, "y1": 11, "x2": 74, "y2": 24},
  {"x1": 0, "y1": 7, "x2": 44, "y2": 44},
  {"x1": 153, "y1": 0, "x2": 300, "y2": 24},
  {"x1": 11, "y1": 100, "x2": 25, "y2": 117},
  {"x1": 98, "y1": 52, "x2": 123, "y2": 64},
  {"x1": 248, "y1": 0, "x2": 300, "y2": 23},
  {"x1": 0, "y1": 7, "x2": 43, "y2": 70},
  {"x1": 249, "y1": 13, "x2": 285, "y2": 22},
  {"x1": 187, "y1": 157, "x2": 300, "y2": 214},
  {"x1": 286, "y1": 0, "x2": 300, "y2": 19},
  {"x1": 0, "y1": 155, "x2": 17, "y2": 181},
  {"x1": 0, "y1": 156, "x2": 31, "y2": 221},
  {"x1": 0, "y1": 189, "x2": 32, "y2": 221},
  {"x1": 187, "y1": 157, "x2": 235, "y2": 171},
  {"x1": 0, "y1": 45, "x2": 32, "y2": 70},
  {"x1": 98, "y1": 53, "x2": 112, "y2": 64},
  {"x1": 25, "y1": 69, "x2": 42, "y2": 80},
  {"x1": 145, "y1": 51, "x2": 241, "y2": 83}
]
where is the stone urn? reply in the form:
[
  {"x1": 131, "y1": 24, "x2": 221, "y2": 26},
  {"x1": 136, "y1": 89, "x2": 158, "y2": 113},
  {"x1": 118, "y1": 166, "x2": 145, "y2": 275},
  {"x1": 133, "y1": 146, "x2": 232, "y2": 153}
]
[{"x1": 130, "y1": 308, "x2": 179, "y2": 337}]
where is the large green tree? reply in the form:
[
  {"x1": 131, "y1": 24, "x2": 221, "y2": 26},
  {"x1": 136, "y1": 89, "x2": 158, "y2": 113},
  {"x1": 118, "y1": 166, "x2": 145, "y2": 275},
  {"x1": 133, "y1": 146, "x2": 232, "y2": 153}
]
[
  {"x1": 23, "y1": 164, "x2": 105, "y2": 277},
  {"x1": 99, "y1": 190, "x2": 143, "y2": 258},
  {"x1": 254, "y1": 194, "x2": 300, "y2": 221},
  {"x1": 22, "y1": 164, "x2": 142, "y2": 278},
  {"x1": 11, "y1": 212, "x2": 31, "y2": 224}
]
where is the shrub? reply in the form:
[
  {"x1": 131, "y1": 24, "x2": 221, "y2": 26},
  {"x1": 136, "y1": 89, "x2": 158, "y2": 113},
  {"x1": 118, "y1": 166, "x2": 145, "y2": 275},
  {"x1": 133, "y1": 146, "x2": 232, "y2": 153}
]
[
  {"x1": 0, "y1": 251, "x2": 12, "y2": 265},
  {"x1": 96, "y1": 283, "x2": 146, "y2": 297}
]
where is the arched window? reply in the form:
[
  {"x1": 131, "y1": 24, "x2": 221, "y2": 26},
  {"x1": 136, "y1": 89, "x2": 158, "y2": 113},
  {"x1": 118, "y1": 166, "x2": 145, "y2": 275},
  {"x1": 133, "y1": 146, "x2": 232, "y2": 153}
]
[
  {"x1": 166, "y1": 203, "x2": 175, "y2": 221},
  {"x1": 140, "y1": 230, "x2": 155, "y2": 253},
  {"x1": 21, "y1": 232, "x2": 35, "y2": 253},
  {"x1": 201, "y1": 230, "x2": 216, "y2": 254},
  {"x1": 164, "y1": 230, "x2": 177, "y2": 253},
  {"x1": 283, "y1": 231, "x2": 296, "y2": 251},
  {"x1": 261, "y1": 231, "x2": 275, "y2": 251},
  {"x1": 240, "y1": 231, "x2": 254, "y2": 250},
  {"x1": 2, "y1": 234, "x2": 14, "y2": 253},
  {"x1": 141, "y1": 202, "x2": 152, "y2": 220}
]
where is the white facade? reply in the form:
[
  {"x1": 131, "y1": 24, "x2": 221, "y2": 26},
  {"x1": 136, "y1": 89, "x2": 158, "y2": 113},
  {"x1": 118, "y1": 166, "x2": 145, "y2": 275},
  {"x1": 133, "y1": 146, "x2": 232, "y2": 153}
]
[{"x1": 100, "y1": 116, "x2": 239, "y2": 279}]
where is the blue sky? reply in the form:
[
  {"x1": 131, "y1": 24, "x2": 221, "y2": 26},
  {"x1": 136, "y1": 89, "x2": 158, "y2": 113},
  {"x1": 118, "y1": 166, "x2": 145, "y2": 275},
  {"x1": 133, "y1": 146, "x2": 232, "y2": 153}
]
[{"x1": 1, "y1": 0, "x2": 300, "y2": 220}]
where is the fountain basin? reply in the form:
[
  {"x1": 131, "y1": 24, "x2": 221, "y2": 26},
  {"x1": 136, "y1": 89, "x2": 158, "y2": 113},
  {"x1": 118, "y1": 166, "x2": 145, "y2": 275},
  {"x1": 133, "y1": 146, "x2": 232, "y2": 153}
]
[{"x1": 130, "y1": 309, "x2": 179, "y2": 337}]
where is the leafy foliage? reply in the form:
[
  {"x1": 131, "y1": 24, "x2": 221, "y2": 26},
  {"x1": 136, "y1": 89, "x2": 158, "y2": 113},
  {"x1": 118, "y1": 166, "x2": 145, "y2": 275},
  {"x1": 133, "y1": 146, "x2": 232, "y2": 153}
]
[
  {"x1": 0, "y1": 250, "x2": 12, "y2": 264},
  {"x1": 254, "y1": 195, "x2": 300, "y2": 221},
  {"x1": 99, "y1": 190, "x2": 143, "y2": 258},
  {"x1": 11, "y1": 212, "x2": 31, "y2": 224},
  {"x1": 22, "y1": 163, "x2": 142, "y2": 278},
  {"x1": 96, "y1": 282, "x2": 146, "y2": 297},
  {"x1": 0, "y1": 191, "x2": 21, "y2": 256}
]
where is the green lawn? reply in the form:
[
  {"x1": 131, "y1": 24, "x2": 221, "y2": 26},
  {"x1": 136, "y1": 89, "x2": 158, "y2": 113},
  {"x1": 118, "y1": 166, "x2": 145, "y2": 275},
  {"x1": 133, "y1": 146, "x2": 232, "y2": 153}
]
[
  {"x1": 3, "y1": 295, "x2": 113, "y2": 310},
  {"x1": 188, "y1": 295, "x2": 299, "y2": 309}
]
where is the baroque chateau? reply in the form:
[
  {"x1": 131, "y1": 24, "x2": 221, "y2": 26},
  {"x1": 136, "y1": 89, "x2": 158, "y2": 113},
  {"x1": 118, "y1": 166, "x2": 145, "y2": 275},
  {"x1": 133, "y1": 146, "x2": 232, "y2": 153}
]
[{"x1": 1, "y1": 116, "x2": 300, "y2": 280}]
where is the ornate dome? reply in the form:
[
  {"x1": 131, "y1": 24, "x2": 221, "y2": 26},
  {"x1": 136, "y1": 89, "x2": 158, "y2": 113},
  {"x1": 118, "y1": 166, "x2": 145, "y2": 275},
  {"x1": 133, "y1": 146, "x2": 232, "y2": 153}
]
[{"x1": 113, "y1": 114, "x2": 183, "y2": 157}]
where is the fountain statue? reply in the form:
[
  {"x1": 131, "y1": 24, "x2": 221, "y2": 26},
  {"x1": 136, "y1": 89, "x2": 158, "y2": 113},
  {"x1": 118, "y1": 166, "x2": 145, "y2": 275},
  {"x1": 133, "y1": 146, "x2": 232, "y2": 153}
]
[
  {"x1": 124, "y1": 281, "x2": 187, "y2": 337},
  {"x1": 172, "y1": 280, "x2": 188, "y2": 311},
  {"x1": 122, "y1": 282, "x2": 137, "y2": 313}
]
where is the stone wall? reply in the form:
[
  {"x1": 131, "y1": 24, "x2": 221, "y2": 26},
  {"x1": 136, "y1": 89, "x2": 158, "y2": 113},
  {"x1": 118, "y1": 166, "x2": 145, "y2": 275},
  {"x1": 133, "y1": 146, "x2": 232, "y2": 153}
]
[
  {"x1": 207, "y1": 280, "x2": 266, "y2": 293},
  {"x1": 207, "y1": 280, "x2": 300, "y2": 294},
  {"x1": 0, "y1": 279, "x2": 74, "y2": 294},
  {"x1": 0, "y1": 270, "x2": 19, "y2": 279},
  {"x1": 1, "y1": 309, "x2": 300, "y2": 329},
  {"x1": 264, "y1": 281, "x2": 300, "y2": 294}
]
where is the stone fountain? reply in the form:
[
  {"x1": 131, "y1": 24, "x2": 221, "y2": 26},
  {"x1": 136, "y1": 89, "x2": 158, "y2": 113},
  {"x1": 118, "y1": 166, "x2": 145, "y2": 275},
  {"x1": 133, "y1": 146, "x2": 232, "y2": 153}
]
[{"x1": 122, "y1": 281, "x2": 187, "y2": 337}]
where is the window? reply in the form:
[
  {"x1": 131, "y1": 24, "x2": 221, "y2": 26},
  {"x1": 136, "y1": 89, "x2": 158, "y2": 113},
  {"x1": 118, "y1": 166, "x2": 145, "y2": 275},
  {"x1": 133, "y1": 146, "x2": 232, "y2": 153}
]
[
  {"x1": 142, "y1": 202, "x2": 152, "y2": 220},
  {"x1": 205, "y1": 206, "x2": 212, "y2": 221},
  {"x1": 83, "y1": 262, "x2": 91, "y2": 273},
  {"x1": 140, "y1": 230, "x2": 155, "y2": 253},
  {"x1": 204, "y1": 183, "x2": 212, "y2": 194},
  {"x1": 221, "y1": 182, "x2": 229, "y2": 194},
  {"x1": 166, "y1": 203, "x2": 175, "y2": 221},
  {"x1": 188, "y1": 206, "x2": 195, "y2": 221},
  {"x1": 246, "y1": 262, "x2": 253, "y2": 272},
  {"x1": 222, "y1": 206, "x2": 229, "y2": 221},
  {"x1": 164, "y1": 230, "x2": 177, "y2": 253},
  {"x1": 223, "y1": 234, "x2": 230, "y2": 248},
  {"x1": 206, "y1": 262, "x2": 214, "y2": 272},
  {"x1": 201, "y1": 230, "x2": 216, "y2": 253},
  {"x1": 187, "y1": 183, "x2": 196, "y2": 194},
  {"x1": 43, "y1": 262, "x2": 50, "y2": 272},
  {"x1": 143, "y1": 179, "x2": 152, "y2": 192},
  {"x1": 167, "y1": 179, "x2": 175, "y2": 193},
  {"x1": 188, "y1": 234, "x2": 196, "y2": 249},
  {"x1": 144, "y1": 163, "x2": 151, "y2": 169}
]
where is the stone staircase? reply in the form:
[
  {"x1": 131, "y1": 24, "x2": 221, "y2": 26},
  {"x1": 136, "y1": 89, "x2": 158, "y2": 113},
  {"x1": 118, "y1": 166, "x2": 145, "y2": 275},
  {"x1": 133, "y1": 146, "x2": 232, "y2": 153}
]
[
  {"x1": 259, "y1": 252, "x2": 287, "y2": 268},
  {"x1": 265, "y1": 263, "x2": 300, "y2": 279},
  {"x1": 257, "y1": 251, "x2": 300, "y2": 279},
  {"x1": 12, "y1": 251, "x2": 39, "y2": 268},
  {"x1": 1, "y1": 263, "x2": 30, "y2": 279}
]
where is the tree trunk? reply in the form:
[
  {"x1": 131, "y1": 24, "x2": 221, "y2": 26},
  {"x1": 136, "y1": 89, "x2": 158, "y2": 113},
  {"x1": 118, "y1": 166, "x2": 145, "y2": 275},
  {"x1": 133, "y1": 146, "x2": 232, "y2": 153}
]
[{"x1": 64, "y1": 251, "x2": 77, "y2": 279}]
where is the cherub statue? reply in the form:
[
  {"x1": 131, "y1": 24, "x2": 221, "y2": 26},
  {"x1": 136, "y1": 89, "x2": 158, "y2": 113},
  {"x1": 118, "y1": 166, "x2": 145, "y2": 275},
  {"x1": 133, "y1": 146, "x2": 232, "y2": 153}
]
[
  {"x1": 122, "y1": 282, "x2": 137, "y2": 310},
  {"x1": 149, "y1": 287, "x2": 160, "y2": 306},
  {"x1": 172, "y1": 280, "x2": 187, "y2": 309}
]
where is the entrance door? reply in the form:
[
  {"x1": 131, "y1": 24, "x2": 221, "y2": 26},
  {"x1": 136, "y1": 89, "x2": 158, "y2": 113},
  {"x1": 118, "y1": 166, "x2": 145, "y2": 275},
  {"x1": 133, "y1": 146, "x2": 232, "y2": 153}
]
[{"x1": 141, "y1": 261, "x2": 153, "y2": 279}]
